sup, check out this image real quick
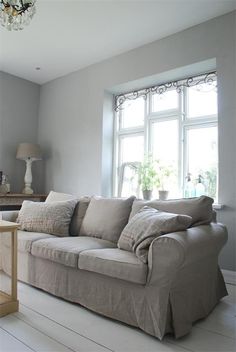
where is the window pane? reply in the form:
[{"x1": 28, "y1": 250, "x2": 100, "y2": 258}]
[
  {"x1": 187, "y1": 83, "x2": 217, "y2": 118},
  {"x1": 186, "y1": 126, "x2": 218, "y2": 199},
  {"x1": 120, "y1": 164, "x2": 140, "y2": 198},
  {"x1": 152, "y1": 90, "x2": 178, "y2": 112},
  {"x1": 120, "y1": 135, "x2": 144, "y2": 164},
  {"x1": 151, "y1": 119, "x2": 179, "y2": 198},
  {"x1": 121, "y1": 97, "x2": 145, "y2": 128},
  {"x1": 119, "y1": 135, "x2": 144, "y2": 198}
]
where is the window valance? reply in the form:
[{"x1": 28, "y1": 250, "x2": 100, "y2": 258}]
[{"x1": 114, "y1": 71, "x2": 217, "y2": 111}]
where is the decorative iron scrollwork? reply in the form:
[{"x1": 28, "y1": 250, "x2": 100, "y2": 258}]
[{"x1": 115, "y1": 71, "x2": 217, "y2": 111}]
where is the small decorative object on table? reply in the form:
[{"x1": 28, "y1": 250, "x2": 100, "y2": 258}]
[{"x1": 0, "y1": 174, "x2": 10, "y2": 194}]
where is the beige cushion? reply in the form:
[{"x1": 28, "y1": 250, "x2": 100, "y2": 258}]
[
  {"x1": 45, "y1": 191, "x2": 90, "y2": 236},
  {"x1": 31, "y1": 236, "x2": 116, "y2": 268},
  {"x1": 119, "y1": 206, "x2": 192, "y2": 263},
  {"x1": 1, "y1": 230, "x2": 54, "y2": 253},
  {"x1": 79, "y1": 196, "x2": 135, "y2": 243},
  {"x1": 79, "y1": 248, "x2": 147, "y2": 284},
  {"x1": 46, "y1": 190, "x2": 77, "y2": 202},
  {"x1": 17, "y1": 200, "x2": 77, "y2": 236},
  {"x1": 129, "y1": 196, "x2": 213, "y2": 226},
  {"x1": 70, "y1": 197, "x2": 91, "y2": 236}
]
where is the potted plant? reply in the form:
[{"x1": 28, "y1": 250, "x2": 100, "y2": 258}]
[
  {"x1": 138, "y1": 156, "x2": 158, "y2": 200},
  {"x1": 156, "y1": 162, "x2": 174, "y2": 200}
]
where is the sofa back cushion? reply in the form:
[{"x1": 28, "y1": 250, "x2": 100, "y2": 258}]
[
  {"x1": 119, "y1": 206, "x2": 192, "y2": 263},
  {"x1": 129, "y1": 195, "x2": 213, "y2": 226},
  {"x1": 45, "y1": 190, "x2": 90, "y2": 236},
  {"x1": 79, "y1": 196, "x2": 135, "y2": 243},
  {"x1": 46, "y1": 190, "x2": 77, "y2": 202},
  {"x1": 17, "y1": 200, "x2": 77, "y2": 236},
  {"x1": 70, "y1": 197, "x2": 91, "y2": 236}
]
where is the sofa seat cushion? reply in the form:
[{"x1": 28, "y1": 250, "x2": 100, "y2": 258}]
[
  {"x1": 1, "y1": 230, "x2": 54, "y2": 253},
  {"x1": 78, "y1": 248, "x2": 147, "y2": 285},
  {"x1": 31, "y1": 236, "x2": 116, "y2": 268}
]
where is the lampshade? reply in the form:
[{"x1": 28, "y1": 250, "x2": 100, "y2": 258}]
[{"x1": 16, "y1": 143, "x2": 42, "y2": 161}]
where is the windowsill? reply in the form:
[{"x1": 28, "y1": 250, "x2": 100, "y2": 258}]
[{"x1": 213, "y1": 203, "x2": 224, "y2": 210}]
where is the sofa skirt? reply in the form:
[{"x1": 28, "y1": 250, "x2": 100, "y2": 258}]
[{"x1": 1, "y1": 249, "x2": 227, "y2": 340}]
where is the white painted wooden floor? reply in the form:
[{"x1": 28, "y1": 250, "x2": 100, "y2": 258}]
[{"x1": 0, "y1": 278, "x2": 235, "y2": 352}]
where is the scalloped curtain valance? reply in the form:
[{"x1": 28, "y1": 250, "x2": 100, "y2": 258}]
[{"x1": 114, "y1": 71, "x2": 217, "y2": 111}]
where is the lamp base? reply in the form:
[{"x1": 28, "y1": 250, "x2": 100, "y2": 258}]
[
  {"x1": 22, "y1": 186, "x2": 34, "y2": 195},
  {"x1": 23, "y1": 159, "x2": 34, "y2": 195}
]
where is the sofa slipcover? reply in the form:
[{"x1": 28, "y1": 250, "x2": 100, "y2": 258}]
[
  {"x1": 31, "y1": 236, "x2": 116, "y2": 268},
  {"x1": 79, "y1": 248, "x2": 148, "y2": 284},
  {"x1": 0, "y1": 197, "x2": 228, "y2": 341}
]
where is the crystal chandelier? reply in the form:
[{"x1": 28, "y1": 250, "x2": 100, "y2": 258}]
[{"x1": 0, "y1": 0, "x2": 36, "y2": 31}]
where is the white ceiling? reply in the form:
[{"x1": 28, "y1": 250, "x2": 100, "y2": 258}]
[{"x1": 0, "y1": 0, "x2": 235, "y2": 85}]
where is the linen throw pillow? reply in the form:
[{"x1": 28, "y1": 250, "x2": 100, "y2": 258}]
[
  {"x1": 79, "y1": 196, "x2": 135, "y2": 243},
  {"x1": 17, "y1": 200, "x2": 77, "y2": 236},
  {"x1": 129, "y1": 195, "x2": 213, "y2": 226},
  {"x1": 118, "y1": 206, "x2": 192, "y2": 263},
  {"x1": 45, "y1": 190, "x2": 90, "y2": 236}
]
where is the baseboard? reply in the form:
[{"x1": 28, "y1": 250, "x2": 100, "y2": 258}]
[{"x1": 222, "y1": 269, "x2": 236, "y2": 285}]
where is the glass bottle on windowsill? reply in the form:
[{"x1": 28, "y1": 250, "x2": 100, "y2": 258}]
[
  {"x1": 184, "y1": 173, "x2": 195, "y2": 198},
  {"x1": 195, "y1": 175, "x2": 205, "y2": 197}
]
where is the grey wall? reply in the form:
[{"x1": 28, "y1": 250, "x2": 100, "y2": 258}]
[
  {"x1": 0, "y1": 72, "x2": 43, "y2": 193},
  {"x1": 38, "y1": 11, "x2": 236, "y2": 270}
]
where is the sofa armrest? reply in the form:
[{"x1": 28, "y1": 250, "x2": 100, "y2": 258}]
[
  {"x1": 147, "y1": 223, "x2": 227, "y2": 286},
  {"x1": 1, "y1": 210, "x2": 19, "y2": 223}
]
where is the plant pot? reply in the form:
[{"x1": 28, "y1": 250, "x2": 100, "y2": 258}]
[
  {"x1": 142, "y1": 190, "x2": 152, "y2": 200},
  {"x1": 158, "y1": 190, "x2": 169, "y2": 200}
]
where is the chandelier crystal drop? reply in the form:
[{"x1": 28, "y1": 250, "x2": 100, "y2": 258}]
[{"x1": 0, "y1": 0, "x2": 36, "y2": 31}]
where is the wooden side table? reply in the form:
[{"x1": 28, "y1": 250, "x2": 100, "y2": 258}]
[
  {"x1": 0, "y1": 220, "x2": 19, "y2": 317},
  {"x1": 0, "y1": 193, "x2": 47, "y2": 211}
]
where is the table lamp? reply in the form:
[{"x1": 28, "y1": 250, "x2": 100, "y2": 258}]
[{"x1": 16, "y1": 143, "x2": 42, "y2": 194}]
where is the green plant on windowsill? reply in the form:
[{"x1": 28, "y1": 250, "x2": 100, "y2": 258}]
[
  {"x1": 138, "y1": 156, "x2": 158, "y2": 200},
  {"x1": 155, "y1": 161, "x2": 175, "y2": 200}
]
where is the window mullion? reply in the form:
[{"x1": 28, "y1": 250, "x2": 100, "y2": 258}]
[
  {"x1": 179, "y1": 88, "x2": 185, "y2": 197},
  {"x1": 144, "y1": 96, "x2": 149, "y2": 156}
]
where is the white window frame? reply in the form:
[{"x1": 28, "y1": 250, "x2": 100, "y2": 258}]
[{"x1": 113, "y1": 82, "x2": 218, "y2": 199}]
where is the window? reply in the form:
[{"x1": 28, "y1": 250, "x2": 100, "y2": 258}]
[{"x1": 114, "y1": 72, "x2": 218, "y2": 200}]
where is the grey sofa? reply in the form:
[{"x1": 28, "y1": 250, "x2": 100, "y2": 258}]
[{"x1": 0, "y1": 193, "x2": 228, "y2": 340}]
